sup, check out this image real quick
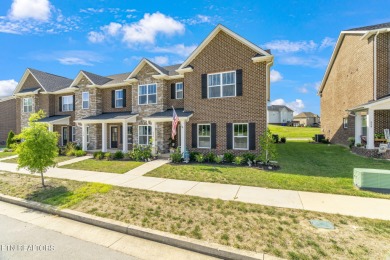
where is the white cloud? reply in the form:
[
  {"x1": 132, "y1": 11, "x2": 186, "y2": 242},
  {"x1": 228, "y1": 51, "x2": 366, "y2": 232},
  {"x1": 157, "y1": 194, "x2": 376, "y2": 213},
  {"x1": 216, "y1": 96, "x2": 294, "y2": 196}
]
[
  {"x1": 298, "y1": 87, "x2": 308, "y2": 93},
  {"x1": 150, "y1": 56, "x2": 169, "y2": 65},
  {"x1": 271, "y1": 98, "x2": 305, "y2": 115},
  {"x1": 320, "y1": 37, "x2": 336, "y2": 50},
  {"x1": 184, "y1": 14, "x2": 211, "y2": 25},
  {"x1": 263, "y1": 40, "x2": 317, "y2": 53},
  {"x1": 279, "y1": 56, "x2": 328, "y2": 68},
  {"x1": 152, "y1": 44, "x2": 197, "y2": 57},
  {"x1": 103, "y1": 22, "x2": 122, "y2": 36},
  {"x1": 58, "y1": 57, "x2": 93, "y2": 66},
  {"x1": 270, "y1": 69, "x2": 283, "y2": 82},
  {"x1": 80, "y1": 8, "x2": 104, "y2": 14},
  {"x1": 9, "y1": 0, "x2": 51, "y2": 21},
  {"x1": 0, "y1": 79, "x2": 18, "y2": 97},
  {"x1": 122, "y1": 12, "x2": 184, "y2": 45},
  {"x1": 87, "y1": 31, "x2": 105, "y2": 43},
  {"x1": 31, "y1": 50, "x2": 103, "y2": 66}
]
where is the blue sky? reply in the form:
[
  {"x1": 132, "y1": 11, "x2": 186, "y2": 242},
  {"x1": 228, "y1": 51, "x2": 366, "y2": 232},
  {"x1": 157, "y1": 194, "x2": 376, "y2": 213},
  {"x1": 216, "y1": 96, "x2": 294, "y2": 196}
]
[{"x1": 0, "y1": 0, "x2": 389, "y2": 115}]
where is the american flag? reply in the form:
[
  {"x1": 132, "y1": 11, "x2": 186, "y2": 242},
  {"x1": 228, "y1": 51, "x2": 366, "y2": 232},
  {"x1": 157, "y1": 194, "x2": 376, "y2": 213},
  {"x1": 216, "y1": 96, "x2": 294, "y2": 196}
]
[{"x1": 172, "y1": 107, "x2": 179, "y2": 139}]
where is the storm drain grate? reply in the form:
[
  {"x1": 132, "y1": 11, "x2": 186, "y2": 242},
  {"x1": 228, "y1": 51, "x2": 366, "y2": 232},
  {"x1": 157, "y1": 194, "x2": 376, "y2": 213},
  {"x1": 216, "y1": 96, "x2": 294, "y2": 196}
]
[{"x1": 309, "y1": 219, "x2": 335, "y2": 230}]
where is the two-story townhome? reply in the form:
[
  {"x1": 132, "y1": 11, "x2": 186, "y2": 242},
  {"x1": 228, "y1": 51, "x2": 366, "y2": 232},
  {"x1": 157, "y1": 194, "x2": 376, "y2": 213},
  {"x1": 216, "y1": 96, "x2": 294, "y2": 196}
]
[
  {"x1": 12, "y1": 24, "x2": 274, "y2": 155},
  {"x1": 319, "y1": 22, "x2": 390, "y2": 154},
  {"x1": 267, "y1": 105, "x2": 294, "y2": 125}
]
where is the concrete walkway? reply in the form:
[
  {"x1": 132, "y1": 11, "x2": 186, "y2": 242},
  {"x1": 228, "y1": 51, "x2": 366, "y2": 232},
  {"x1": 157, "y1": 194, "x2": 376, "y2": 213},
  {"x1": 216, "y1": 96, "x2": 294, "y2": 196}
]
[
  {"x1": 1, "y1": 161, "x2": 390, "y2": 221},
  {"x1": 0, "y1": 154, "x2": 18, "y2": 162},
  {"x1": 57, "y1": 155, "x2": 92, "y2": 167},
  {"x1": 124, "y1": 159, "x2": 168, "y2": 175}
]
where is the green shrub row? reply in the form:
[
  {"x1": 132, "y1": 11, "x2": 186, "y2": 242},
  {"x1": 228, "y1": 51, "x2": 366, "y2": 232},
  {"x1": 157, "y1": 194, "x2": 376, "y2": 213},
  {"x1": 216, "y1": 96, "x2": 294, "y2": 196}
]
[{"x1": 93, "y1": 145, "x2": 154, "y2": 162}]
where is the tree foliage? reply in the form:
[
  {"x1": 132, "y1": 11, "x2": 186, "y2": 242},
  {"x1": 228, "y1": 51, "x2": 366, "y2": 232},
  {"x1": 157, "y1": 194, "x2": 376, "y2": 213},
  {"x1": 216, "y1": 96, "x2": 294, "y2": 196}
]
[
  {"x1": 6, "y1": 130, "x2": 15, "y2": 149},
  {"x1": 258, "y1": 128, "x2": 277, "y2": 163},
  {"x1": 14, "y1": 110, "x2": 59, "y2": 187}
]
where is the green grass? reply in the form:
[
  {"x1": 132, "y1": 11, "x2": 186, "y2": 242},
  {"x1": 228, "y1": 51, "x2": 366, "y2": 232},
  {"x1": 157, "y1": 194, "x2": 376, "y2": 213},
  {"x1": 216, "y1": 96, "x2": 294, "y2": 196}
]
[
  {"x1": 0, "y1": 152, "x2": 16, "y2": 158},
  {"x1": 3, "y1": 156, "x2": 73, "y2": 164},
  {"x1": 1, "y1": 172, "x2": 390, "y2": 260},
  {"x1": 268, "y1": 124, "x2": 321, "y2": 138},
  {"x1": 146, "y1": 141, "x2": 390, "y2": 199},
  {"x1": 60, "y1": 159, "x2": 144, "y2": 174}
]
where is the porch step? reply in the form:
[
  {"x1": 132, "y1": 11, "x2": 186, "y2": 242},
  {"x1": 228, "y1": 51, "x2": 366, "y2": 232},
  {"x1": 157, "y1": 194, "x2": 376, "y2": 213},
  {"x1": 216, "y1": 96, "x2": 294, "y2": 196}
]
[{"x1": 158, "y1": 153, "x2": 171, "y2": 159}]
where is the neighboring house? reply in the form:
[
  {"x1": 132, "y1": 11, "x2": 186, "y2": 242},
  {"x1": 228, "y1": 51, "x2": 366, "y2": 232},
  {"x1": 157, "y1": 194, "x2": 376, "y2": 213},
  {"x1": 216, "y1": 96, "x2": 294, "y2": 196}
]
[
  {"x1": 11, "y1": 24, "x2": 274, "y2": 155},
  {"x1": 0, "y1": 96, "x2": 16, "y2": 145},
  {"x1": 319, "y1": 22, "x2": 390, "y2": 150},
  {"x1": 267, "y1": 105, "x2": 294, "y2": 124},
  {"x1": 293, "y1": 112, "x2": 320, "y2": 127}
]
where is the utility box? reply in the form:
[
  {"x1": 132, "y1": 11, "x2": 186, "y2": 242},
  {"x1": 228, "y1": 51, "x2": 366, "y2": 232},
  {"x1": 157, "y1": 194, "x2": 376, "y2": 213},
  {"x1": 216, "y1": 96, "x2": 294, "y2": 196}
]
[{"x1": 354, "y1": 168, "x2": 390, "y2": 190}]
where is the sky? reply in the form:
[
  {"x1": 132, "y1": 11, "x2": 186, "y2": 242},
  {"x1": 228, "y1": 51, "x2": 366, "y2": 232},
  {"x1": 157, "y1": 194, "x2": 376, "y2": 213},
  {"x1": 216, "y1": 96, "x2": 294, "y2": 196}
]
[{"x1": 0, "y1": 0, "x2": 389, "y2": 115}]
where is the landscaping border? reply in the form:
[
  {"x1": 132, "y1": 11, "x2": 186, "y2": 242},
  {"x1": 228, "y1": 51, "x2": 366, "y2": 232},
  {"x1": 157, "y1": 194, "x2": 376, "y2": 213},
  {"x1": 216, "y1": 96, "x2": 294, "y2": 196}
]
[{"x1": 0, "y1": 193, "x2": 280, "y2": 260}]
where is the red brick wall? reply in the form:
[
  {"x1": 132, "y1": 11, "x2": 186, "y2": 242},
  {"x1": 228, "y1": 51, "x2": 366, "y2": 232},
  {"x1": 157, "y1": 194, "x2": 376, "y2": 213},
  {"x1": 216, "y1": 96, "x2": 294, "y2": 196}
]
[{"x1": 0, "y1": 98, "x2": 17, "y2": 144}]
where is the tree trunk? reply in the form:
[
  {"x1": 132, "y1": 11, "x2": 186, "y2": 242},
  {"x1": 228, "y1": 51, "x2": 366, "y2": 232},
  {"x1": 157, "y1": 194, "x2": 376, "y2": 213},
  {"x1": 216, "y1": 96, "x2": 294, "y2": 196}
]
[{"x1": 40, "y1": 170, "x2": 45, "y2": 187}]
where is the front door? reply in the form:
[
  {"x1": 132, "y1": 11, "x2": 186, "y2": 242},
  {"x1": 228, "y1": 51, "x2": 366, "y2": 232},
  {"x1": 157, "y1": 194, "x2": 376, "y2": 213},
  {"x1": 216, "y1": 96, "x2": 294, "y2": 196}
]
[
  {"x1": 111, "y1": 126, "x2": 118, "y2": 148},
  {"x1": 62, "y1": 127, "x2": 68, "y2": 146}
]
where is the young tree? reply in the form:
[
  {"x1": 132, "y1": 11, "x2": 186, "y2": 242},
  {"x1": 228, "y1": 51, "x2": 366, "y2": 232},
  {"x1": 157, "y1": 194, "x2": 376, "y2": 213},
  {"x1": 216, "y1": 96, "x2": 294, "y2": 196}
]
[
  {"x1": 258, "y1": 128, "x2": 277, "y2": 163},
  {"x1": 14, "y1": 110, "x2": 59, "y2": 187},
  {"x1": 6, "y1": 130, "x2": 15, "y2": 149}
]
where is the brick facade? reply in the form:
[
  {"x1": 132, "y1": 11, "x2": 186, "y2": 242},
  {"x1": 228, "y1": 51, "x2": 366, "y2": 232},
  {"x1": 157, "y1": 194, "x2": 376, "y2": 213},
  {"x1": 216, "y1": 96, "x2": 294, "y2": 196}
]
[
  {"x1": 376, "y1": 33, "x2": 389, "y2": 99},
  {"x1": 0, "y1": 98, "x2": 16, "y2": 144}
]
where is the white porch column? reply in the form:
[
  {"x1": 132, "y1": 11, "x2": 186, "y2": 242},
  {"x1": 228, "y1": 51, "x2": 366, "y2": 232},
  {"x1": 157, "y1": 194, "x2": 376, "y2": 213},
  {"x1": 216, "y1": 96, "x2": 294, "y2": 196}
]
[
  {"x1": 82, "y1": 123, "x2": 88, "y2": 151},
  {"x1": 102, "y1": 122, "x2": 107, "y2": 152},
  {"x1": 48, "y1": 124, "x2": 53, "y2": 132},
  {"x1": 366, "y1": 109, "x2": 375, "y2": 149},
  {"x1": 151, "y1": 121, "x2": 157, "y2": 155},
  {"x1": 122, "y1": 121, "x2": 128, "y2": 153},
  {"x1": 355, "y1": 112, "x2": 362, "y2": 145},
  {"x1": 180, "y1": 120, "x2": 187, "y2": 155}
]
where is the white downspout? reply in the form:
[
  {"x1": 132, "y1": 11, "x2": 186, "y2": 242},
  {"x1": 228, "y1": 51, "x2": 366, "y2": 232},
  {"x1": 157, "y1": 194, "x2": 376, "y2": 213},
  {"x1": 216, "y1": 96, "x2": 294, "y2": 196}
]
[{"x1": 266, "y1": 60, "x2": 274, "y2": 128}]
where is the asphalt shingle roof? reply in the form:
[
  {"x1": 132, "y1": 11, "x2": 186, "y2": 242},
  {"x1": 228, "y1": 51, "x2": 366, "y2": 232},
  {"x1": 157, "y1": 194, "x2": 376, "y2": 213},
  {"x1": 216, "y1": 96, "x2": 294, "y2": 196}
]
[
  {"x1": 267, "y1": 105, "x2": 293, "y2": 112},
  {"x1": 147, "y1": 109, "x2": 193, "y2": 118},
  {"x1": 37, "y1": 115, "x2": 70, "y2": 123},
  {"x1": 104, "y1": 72, "x2": 131, "y2": 85},
  {"x1": 81, "y1": 70, "x2": 112, "y2": 85},
  {"x1": 294, "y1": 112, "x2": 318, "y2": 118},
  {"x1": 162, "y1": 64, "x2": 181, "y2": 76},
  {"x1": 347, "y1": 22, "x2": 390, "y2": 31},
  {"x1": 145, "y1": 59, "x2": 169, "y2": 75},
  {"x1": 81, "y1": 112, "x2": 136, "y2": 121},
  {"x1": 18, "y1": 87, "x2": 41, "y2": 94},
  {"x1": 28, "y1": 68, "x2": 73, "y2": 92}
]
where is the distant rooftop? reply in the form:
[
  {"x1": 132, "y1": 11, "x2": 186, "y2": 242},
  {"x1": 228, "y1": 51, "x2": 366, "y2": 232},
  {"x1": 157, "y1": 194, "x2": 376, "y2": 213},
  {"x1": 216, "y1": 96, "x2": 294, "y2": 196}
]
[{"x1": 347, "y1": 22, "x2": 390, "y2": 31}]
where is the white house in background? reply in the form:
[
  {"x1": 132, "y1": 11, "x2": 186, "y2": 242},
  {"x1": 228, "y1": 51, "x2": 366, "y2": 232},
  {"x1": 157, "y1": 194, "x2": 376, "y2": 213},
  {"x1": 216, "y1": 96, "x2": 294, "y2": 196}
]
[{"x1": 267, "y1": 105, "x2": 294, "y2": 124}]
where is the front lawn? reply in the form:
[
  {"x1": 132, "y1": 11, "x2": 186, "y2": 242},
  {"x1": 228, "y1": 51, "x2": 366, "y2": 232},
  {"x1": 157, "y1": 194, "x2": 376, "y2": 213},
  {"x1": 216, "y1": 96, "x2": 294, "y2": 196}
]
[
  {"x1": 0, "y1": 172, "x2": 389, "y2": 260},
  {"x1": 0, "y1": 152, "x2": 16, "y2": 158},
  {"x1": 268, "y1": 124, "x2": 321, "y2": 138},
  {"x1": 3, "y1": 155, "x2": 74, "y2": 164},
  {"x1": 146, "y1": 142, "x2": 390, "y2": 199},
  {"x1": 60, "y1": 159, "x2": 144, "y2": 174}
]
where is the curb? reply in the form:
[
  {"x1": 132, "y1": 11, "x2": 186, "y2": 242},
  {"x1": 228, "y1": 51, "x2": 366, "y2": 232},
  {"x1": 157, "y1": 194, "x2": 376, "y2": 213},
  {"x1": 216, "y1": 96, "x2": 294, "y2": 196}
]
[{"x1": 0, "y1": 193, "x2": 282, "y2": 260}]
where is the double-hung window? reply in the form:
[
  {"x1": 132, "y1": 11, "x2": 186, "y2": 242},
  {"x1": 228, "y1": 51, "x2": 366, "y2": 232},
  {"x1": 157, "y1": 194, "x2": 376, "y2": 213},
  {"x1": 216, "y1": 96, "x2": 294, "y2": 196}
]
[
  {"x1": 115, "y1": 90, "x2": 124, "y2": 108},
  {"x1": 176, "y1": 82, "x2": 183, "y2": 99},
  {"x1": 138, "y1": 84, "x2": 157, "y2": 105},
  {"x1": 343, "y1": 118, "x2": 348, "y2": 129},
  {"x1": 23, "y1": 97, "x2": 33, "y2": 113},
  {"x1": 208, "y1": 71, "x2": 236, "y2": 98},
  {"x1": 127, "y1": 125, "x2": 133, "y2": 144},
  {"x1": 138, "y1": 125, "x2": 152, "y2": 145},
  {"x1": 233, "y1": 123, "x2": 248, "y2": 150},
  {"x1": 62, "y1": 95, "x2": 73, "y2": 111},
  {"x1": 198, "y1": 124, "x2": 211, "y2": 148},
  {"x1": 82, "y1": 92, "x2": 89, "y2": 109}
]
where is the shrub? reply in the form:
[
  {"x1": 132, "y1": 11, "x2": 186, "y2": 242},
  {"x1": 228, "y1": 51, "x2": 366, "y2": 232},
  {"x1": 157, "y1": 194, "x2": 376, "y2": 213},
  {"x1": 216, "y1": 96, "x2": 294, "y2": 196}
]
[
  {"x1": 272, "y1": 134, "x2": 279, "y2": 143},
  {"x1": 280, "y1": 137, "x2": 286, "y2": 143},
  {"x1": 64, "y1": 142, "x2": 78, "y2": 157},
  {"x1": 93, "y1": 151, "x2": 104, "y2": 160},
  {"x1": 321, "y1": 138, "x2": 330, "y2": 144},
  {"x1": 347, "y1": 137, "x2": 355, "y2": 149},
  {"x1": 104, "y1": 152, "x2": 112, "y2": 160},
  {"x1": 170, "y1": 148, "x2": 182, "y2": 163},
  {"x1": 259, "y1": 128, "x2": 277, "y2": 163},
  {"x1": 204, "y1": 152, "x2": 216, "y2": 163},
  {"x1": 129, "y1": 145, "x2": 153, "y2": 161},
  {"x1": 189, "y1": 151, "x2": 200, "y2": 162},
  {"x1": 66, "y1": 149, "x2": 75, "y2": 157},
  {"x1": 356, "y1": 143, "x2": 362, "y2": 147},
  {"x1": 195, "y1": 153, "x2": 204, "y2": 163},
  {"x1": 113, "y1": 150, "x2": 124, "y2": 160},
  {"x1": 74, "y1": 150, "x2": 86, "y2": 157},
  {"x1": 6, "y1": 130, "x2": 15, "y2": 149},
  {"x1": 223, "y1": 152, "x2": 235, "y2": 163},
  {"x1": 233, "y1": 156, "x2": 244, "y2": 165},
  {"x1": 242, "y1": 153, "x2": 256, "y2": 163},
  {"x1": 214, "y1": 155, "x2": 223, "y2": 164},
  {"x1": 3, "y1": 148, "x2": 13, "y2": 152}
]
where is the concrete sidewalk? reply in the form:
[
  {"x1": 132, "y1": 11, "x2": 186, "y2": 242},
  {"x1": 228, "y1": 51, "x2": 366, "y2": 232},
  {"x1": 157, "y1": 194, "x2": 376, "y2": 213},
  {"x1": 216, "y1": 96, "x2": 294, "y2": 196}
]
[
  {"x1": 1, "y1": 161, "x2": 390, "y2": 221},
  {"x1": 0, "y1": 154, "x2": 18, "y2": 162},
  {"x1": 57, "y1": 155, "x2": 92, "y2": 167}
]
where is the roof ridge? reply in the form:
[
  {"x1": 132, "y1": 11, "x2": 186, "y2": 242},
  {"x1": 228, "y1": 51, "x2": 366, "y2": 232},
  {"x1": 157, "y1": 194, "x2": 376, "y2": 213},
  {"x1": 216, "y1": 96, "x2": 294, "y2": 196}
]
[{"x1": 28, "y1": 68, "x2": 72, "y2": 80}]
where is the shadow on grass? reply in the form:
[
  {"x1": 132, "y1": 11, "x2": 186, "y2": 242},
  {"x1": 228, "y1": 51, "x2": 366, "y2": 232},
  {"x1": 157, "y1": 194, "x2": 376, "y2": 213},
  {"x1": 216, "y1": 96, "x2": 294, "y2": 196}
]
[{"x1": 25, "y1": 186, "x2": 73, "y2": 207}]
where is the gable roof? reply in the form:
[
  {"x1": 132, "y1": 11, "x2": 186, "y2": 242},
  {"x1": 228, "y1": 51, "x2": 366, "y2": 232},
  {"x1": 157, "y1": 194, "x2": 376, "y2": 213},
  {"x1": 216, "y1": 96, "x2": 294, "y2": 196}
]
[
  {"x1": 162, "y1": 64, "x2": 181, "y2": 76},
  {"x1": 267, "y1": 105, "x2": 293, "y2": 112},
  {"x1": 104, "y1": 72, "x2": 131, "y2": 86},
  {"x1": 318, "y1": 22, "x2": 390, "y2": 95},
  {"x1": 81, "y1": 70, "x2": 112, "y2": 85},
  {"x1": 294, "y1": 112, "x2": 318, "y2": 118},
  {"x1": 127, "y1": 58, "x2": 169, "y2": 80},
  {"x1": 178, "y1": 24, "x2": 272, "y2": 70}
]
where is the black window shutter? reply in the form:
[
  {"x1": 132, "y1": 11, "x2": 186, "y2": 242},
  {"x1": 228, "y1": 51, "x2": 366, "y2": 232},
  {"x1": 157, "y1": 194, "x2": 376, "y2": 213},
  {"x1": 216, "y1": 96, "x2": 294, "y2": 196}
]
[
  {"x1": 171, "y1": 83, "x2": 175, "y2": 99},
  {"x1": 182, "y1": 83, "x2": 184, "y2": 99},
  {"x1": 226, "y1": 123, "x2": 233, "y2": 149},
  {"x1": 123, "y1": 89, "x2": 127, "y2": 107},
  {"x1": 68, "y1": 126, "x2": 72, "y2": 142},
  {"x1": 201, "y1": 74, "x2": 207, "y2": 99},
  {"x1": 211, "y1": 123, "x2": 216, "y2": 149},
  {"x1": 111, "y1": 90, "x2": 115, "y2": 108},
  {"x1": 249, "y1": 123, "x2": 256, "y2": 150},
  {"x1": 236, "y1": 69, "x2": 243, "y2": 96},
  {"x1": 120, "y1": 125, "x2": 123, "y2": 143},
  {"x1": 59, "y1": 97, "x2": 62, "y2": 112},
  {"x1": 72, "y1": 95, "x2": 75, "y2": 111},
  {"x1": 192, "y1": 123, "x2": 197, "y2": 148}
]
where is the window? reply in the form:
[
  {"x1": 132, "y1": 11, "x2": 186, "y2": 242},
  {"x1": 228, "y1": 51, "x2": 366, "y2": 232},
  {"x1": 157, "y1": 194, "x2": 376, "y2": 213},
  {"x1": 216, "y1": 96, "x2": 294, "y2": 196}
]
[
  {"x1": 115, "y1": 90, "x2": 124, "y2": 108},
  {"x1": 82, "y1": 92, "x2": 89, "y2": 109},
  {"x1": 62, "y1": 95, "x2": 73, "y2": 111},
  {"x1": 127, "y1": 125, "x2": 133, "y2": 144},
  {"x1": 176, "y1": 82, "x2": 183, "y2": 99},
  {"x1": 362, "y1": 115, "x2": 367, "y2": 136},
  {"x1": 198, "y1": 124, "x2": 211, "y2": 148},
  {"x1": 138, "y1": 84, "x2": 157, "y2": 105},
  {"x1": 233, "y1": 123, "x2": 248, "y2": 150},
  {"x1": 343, "y1": 118, "x2": 348, "y2": 129},
  {"x1": 23, "y1": 97, "x2": 33, "y2": 113},
  {"x1": 86, "y1": 126, "x2": 90, "y2": 144},
  {"x1": 208, "y1": 71, "x2": 236, "y2": 98},
  {"x1": 138, "y1": 125, "x2": 152, "y2": 145},
  {"x1": 72, "y1": 126, "x2": 76, "y2": 142}
]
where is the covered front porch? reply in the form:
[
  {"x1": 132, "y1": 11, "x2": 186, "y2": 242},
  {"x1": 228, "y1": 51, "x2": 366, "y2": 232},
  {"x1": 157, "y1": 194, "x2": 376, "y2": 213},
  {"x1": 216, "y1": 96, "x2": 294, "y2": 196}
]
[
  {"x1": 75, "y1": 112, "x2": 138, "y2": 153},
  {"x1": 39, "y1": 115, "x2": 72, "y2": 146}
]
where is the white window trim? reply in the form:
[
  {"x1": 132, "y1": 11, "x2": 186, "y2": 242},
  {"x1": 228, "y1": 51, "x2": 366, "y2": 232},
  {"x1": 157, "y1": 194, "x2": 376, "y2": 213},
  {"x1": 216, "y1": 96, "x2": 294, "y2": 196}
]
[
  {"x1": 207, "y1": 71, "x2": 236, "y2": 99},
  {"x1": 175, "y1": 82, "x2": 183, "y2": 99},
  {"x1": 115, "y1": 89, "x2": 124, "y2": 108},
  {"x1": 138, "y1": 125, "x2": 152, "y2": 145},
  {"x1": 82, "y1": 92, "x2": 89, "y2": 109},
  {"x1": 72, "y1": 126, "x2": 76, "y2": 142},
  {"x1": 343, "y1": 118, "x2": 348, "y2": 129},
  {"x1": 138, "y1": 83, "x2": 157, "y2": 105},
  {"x1": 62, "y1": 95, "x2": 73, "y2": 112},
  {"x1": 197, "y1": 124, "x2": 211, "y2": 149},
  {"x1": 233, "y1": 123, "x2": 249, "y2": 150},
  {"x1": 23, "y1": 97, "x2": 33, "y2": 113}
]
